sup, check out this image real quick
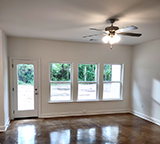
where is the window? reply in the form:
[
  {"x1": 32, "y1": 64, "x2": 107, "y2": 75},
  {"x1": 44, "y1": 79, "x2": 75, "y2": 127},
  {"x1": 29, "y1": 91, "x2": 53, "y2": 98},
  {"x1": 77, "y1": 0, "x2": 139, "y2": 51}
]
[
  {"x1": 78, "y1": 63, "x2": 98, "y2": 100},
  {"x1": 50, "y1": 62, "x2": 72, "y2": 101},
  {"x1": 103, "y1": 64, "x2": 123, "y2": 100}
]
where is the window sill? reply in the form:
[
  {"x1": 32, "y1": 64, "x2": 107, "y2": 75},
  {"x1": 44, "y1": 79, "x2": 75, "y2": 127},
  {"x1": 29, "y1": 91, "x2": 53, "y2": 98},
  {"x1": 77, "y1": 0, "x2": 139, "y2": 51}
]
[
  {"x1": 48, "y1": 99, "x2": 122, "y2": 104},
  {"x1": 101, "y1": 98, "x2": 123, "y2": 102},
  {"x1": 48, "y1": 100, "x2": 73, "y2": 104},
  {"x1": 76, "y1": 99, "x2": 99, "y2": 103}
]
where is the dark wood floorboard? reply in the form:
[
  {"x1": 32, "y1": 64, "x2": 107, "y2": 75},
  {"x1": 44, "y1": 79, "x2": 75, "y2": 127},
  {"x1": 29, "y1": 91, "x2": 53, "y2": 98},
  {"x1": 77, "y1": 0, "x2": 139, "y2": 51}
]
[{"x1": 0, "y1": 113, "x2": 160, "y2": 144}]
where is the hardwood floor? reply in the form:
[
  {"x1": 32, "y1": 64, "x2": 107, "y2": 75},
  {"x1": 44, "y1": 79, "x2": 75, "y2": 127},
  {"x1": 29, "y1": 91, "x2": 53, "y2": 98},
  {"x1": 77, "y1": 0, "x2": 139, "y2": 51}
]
[{"x1": 0, "y1": 113, "x2": 160, "y2": 144}]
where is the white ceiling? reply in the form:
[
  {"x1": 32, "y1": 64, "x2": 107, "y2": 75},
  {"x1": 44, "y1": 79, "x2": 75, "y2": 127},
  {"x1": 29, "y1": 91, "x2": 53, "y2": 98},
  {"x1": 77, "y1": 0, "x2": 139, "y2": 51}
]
[{"x1": 0, "y1": 0, "x2": 160, "y2": 45}]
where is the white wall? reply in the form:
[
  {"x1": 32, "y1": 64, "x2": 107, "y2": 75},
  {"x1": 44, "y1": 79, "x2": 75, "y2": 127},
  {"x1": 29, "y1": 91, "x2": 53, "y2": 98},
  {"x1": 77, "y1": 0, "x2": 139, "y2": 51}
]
[
  {"x1": 8, "y1": 37, "x2": 132, "y2": 118},
  {"x1": 0, "y1": 29, "x2": 9, "y2": 131},
  {"x1": 131, "y1": 39, "x2": 160, "y2": 124}
]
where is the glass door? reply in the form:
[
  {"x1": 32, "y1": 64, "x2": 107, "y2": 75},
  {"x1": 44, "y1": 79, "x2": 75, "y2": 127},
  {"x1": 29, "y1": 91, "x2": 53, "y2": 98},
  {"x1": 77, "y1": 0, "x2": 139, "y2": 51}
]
[{"x1": 13, "y1": 60, "x2": 38, "y2": 118}]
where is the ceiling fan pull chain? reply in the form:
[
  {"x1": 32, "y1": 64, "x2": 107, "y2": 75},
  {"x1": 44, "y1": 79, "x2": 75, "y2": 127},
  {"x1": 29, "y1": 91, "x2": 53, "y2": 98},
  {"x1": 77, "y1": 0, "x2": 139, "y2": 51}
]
[{"x1": 110, "y1": 44, "x2": 113, "y2": 49}]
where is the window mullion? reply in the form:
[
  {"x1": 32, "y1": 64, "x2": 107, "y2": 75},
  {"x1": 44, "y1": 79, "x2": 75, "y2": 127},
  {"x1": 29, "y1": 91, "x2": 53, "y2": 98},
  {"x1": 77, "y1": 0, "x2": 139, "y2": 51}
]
[
  {"x1": 78, "y1": 81, "x2": 97, "y2": 84},
  {"x1": 50, "y1": 81, "x2": 71, "y2": 83},
  {"x1": 103, "y1": 81, "x2": 121, "y2": 83}
]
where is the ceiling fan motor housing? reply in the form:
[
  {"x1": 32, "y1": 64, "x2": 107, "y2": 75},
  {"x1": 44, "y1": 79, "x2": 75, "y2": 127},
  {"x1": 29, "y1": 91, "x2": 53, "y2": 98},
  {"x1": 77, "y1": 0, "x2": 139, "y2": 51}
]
[{"x1": 105, "y1": 26, "x2": 119, "y2": 32}]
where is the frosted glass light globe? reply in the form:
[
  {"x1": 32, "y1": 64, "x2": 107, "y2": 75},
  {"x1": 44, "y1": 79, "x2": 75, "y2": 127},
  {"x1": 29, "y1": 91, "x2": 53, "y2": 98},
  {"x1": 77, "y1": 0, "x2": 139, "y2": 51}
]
[
  {"x1": 114, "y1": 34, "x2": 121, "y2": 43},
  {"x1": 102, "y1": 35, "x2": 110, "y2": 43},
  {"x1": 109, "y1": 37, "x2": 116, "y2": 44}
]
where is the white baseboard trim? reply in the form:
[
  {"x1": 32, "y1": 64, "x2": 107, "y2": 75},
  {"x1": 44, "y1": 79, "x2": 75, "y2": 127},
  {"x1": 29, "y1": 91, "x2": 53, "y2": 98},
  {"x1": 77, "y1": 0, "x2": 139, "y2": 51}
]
[
  {"x1": 1, "y1": 110, "x2": 159, "y2": 132},
  {"x1": 40, "y1": 109, "x2": 160, "y2": 127},
  {"x1": 0, "y1": 126, "x2": 5, "y2": 132},
  {"x1": 39, "y1": 109, "x2": 130, "y2": 118},
  {"x1": 130, "y1": 110, "x2": 160, "y2": 126},
  {"x1": 0, "y1": 117, "x2": 10, "y2": 132}
]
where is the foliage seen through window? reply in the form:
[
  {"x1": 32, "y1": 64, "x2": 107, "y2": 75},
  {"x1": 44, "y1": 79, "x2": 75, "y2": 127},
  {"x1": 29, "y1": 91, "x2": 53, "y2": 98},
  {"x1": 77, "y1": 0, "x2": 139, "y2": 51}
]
[
  {"x1": 50, "y1": 63, "x2": 71, "y2": 81},
  {"x1": 103, "y1": 65, "x2": 112, "y2": 81},
  {"x1": 17, "y1": 64, "x2": 34, "y2": 85},
  {"x1": 78, "y1": 64, "x2": 97, "y2": 82}
]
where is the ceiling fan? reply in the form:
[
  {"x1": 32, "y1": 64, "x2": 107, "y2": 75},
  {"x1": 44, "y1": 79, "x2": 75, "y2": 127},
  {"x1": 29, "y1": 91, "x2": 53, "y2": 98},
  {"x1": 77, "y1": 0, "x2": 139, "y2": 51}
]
[{"x1": 83, "y1": 18, "x2": 142, "y2": 49}]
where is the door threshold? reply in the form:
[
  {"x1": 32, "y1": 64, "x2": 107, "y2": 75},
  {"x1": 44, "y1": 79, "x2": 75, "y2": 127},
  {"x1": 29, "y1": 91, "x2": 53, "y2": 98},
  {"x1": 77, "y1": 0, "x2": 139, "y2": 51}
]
[{"x1": 14, "y1": 116, "x2": 38, "y2": 120}]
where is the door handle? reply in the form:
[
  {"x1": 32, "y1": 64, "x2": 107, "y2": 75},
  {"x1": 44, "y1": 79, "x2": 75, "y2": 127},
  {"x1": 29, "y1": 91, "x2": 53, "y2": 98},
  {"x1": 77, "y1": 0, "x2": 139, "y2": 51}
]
[{"x1": 35, "y1": 93, "x2": 38, "y2": 95}]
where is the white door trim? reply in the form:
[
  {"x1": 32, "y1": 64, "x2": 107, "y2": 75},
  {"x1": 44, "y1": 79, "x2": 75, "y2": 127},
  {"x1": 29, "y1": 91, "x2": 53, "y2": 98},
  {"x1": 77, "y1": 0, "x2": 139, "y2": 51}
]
[{"x1": 9, "y1": 57, "x2": 41, "y2": 119}]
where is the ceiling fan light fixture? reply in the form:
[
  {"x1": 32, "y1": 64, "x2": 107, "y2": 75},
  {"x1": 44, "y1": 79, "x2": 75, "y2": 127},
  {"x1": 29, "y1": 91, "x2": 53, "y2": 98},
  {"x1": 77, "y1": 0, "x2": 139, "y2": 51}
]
[
  {"x1": 85, "y1": 18, "x2": 142, "y2": 48},
  {"x1": 109, "y1": 37, "x2": 116, "y2": 44},
  {"x1": 102, "y1": 35, "x2": 110, "y2": 43},
  {"x1": 102, "y1": 34, "x2": 121, "y2": 44},
  {"x1": 113, "y1": 34, "x2": 121, "y2": 43}
]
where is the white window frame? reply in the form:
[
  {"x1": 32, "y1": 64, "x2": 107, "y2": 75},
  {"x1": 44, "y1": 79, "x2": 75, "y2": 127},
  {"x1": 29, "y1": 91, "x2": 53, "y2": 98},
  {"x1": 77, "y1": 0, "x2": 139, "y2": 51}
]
[
  {"x1": 49, "y1": 61, "x2": 73, "y2": 102},
  {"x1": 103, "y1": 64, "x2": 124, "y2": 101},
  {"x1": 77, "y1": 62, "x2": 98, "y2": 101}
]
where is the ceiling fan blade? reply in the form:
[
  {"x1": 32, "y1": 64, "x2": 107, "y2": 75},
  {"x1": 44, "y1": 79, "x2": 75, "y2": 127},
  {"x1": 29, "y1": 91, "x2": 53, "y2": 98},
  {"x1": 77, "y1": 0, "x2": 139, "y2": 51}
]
[
  {"x1": 117, "y1": 25, "x2": 138, "y2": 32},
  {"x1": 117, "y1": 32, "x2": 142, "y2": 37},
  {"x1": 83, "y1": 33, "x2": 105, "y2": 38},
  {"x1": 90, "y1": 39, "x2": 98, "y2": 42},
  {"x1": 89, "y1": 28, "x2": 105, "y2": 32},
  {"x1": 83, "y1": 34, "x2": 98, "y2": 38}
]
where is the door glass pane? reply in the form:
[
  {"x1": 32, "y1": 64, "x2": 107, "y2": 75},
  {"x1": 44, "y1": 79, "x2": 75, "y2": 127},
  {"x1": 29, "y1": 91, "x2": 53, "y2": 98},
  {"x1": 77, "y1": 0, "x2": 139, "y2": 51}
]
[{"x1": 17, "y1": 64, "x2": 34, "y2": 111}]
